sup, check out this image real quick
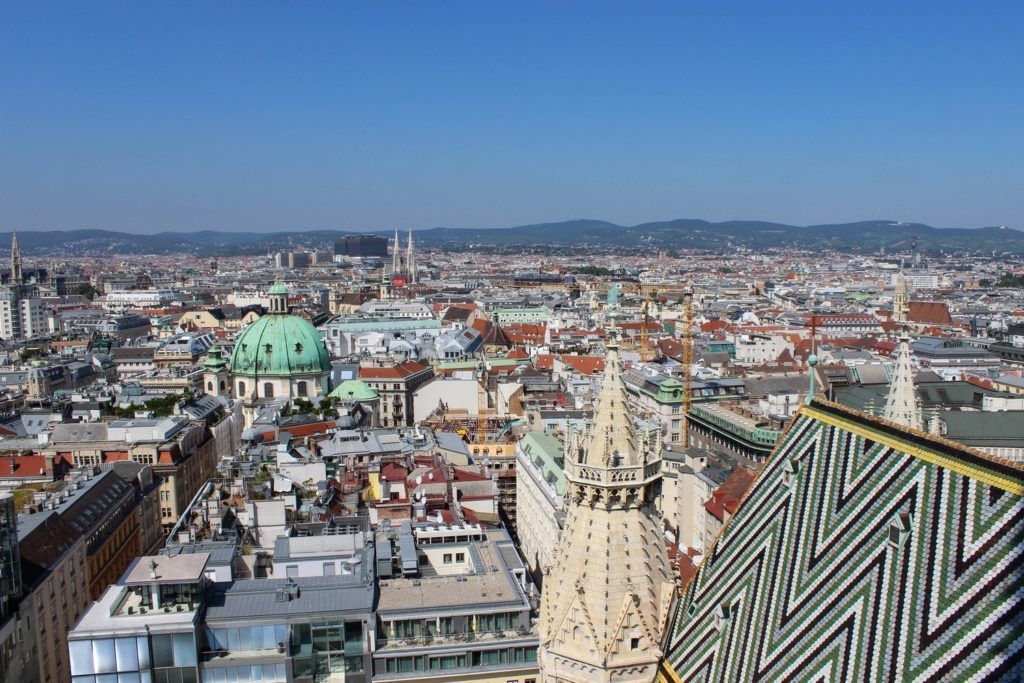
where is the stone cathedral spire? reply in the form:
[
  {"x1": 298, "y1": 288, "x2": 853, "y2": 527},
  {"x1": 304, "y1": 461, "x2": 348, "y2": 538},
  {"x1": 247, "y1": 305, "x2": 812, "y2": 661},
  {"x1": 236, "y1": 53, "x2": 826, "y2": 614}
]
[
  {"x1": 893, "y1": 267, "x2": 909, "y2": 324},
  {"x1": 538, "y1": 338, "x2": 674, "y2": 683},
  {"x1": 391, "y1": 228, "x2": 401, "y2": 276},
  {"x1": 10, "y1": 232, "x2": 22, "y2": 285},
  {"x1": 884, "y1": 336, "x2": 922, "y2": 431},
  {"x1": 406, "y1": 228, "x2": 416, "y2": 284}
]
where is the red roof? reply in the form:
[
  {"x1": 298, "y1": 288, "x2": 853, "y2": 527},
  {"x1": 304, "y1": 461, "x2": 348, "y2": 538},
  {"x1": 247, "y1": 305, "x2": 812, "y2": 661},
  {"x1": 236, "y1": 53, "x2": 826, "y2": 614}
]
[
  {"x1": 559, "y1": 355, "x2": 606, "y2": 375},
  {"x1": 701, "y1": 320, "x2": 730, "y2": 333},
  {"x1": 872, "y1": 340, "x2": 897, "y2": 355},
  {"x1": 0, "y1": 455, "x2": 51, "y2": 478},
  {"x1": 381, "y1": 463, "x2": 409, "y2": 481},
  {"x1": 285, "y1": 421, "x2": 338, "y2": 438},
  {"x1": 908, "y1": 301, "x2": 953, "y2": 325},
  {"x1": 360, "y1": 361, "x2": 430, "y2": 379},
  {"x1": 704, "y1": 467, "x2": 757, "y2": 522}
]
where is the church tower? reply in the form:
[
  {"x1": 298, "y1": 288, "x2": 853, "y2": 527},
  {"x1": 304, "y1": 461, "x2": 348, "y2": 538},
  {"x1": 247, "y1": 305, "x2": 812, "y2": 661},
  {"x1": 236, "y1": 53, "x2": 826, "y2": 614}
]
[
  {"x1": 10, "y1": 232, "x2": 22, "y2": 285},
  {"x1": 391, "y1": 228, "x2": 402, "y2": 276},
  {"x1": 538, "y1": 339, "x2": 674, "y2": 683},
  {"x1": 884, "y1": 335, "x2": 923, "y2": 430},
  {"x1": 893, "y1": 268, "x2": 909, "y2": 324},
  {"x1": 203, "y1": 345, "x2": 230, "y2": 397}
]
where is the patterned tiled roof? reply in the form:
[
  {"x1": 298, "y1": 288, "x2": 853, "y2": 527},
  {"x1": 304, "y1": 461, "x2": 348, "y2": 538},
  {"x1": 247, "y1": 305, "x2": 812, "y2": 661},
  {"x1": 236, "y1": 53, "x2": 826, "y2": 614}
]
[{"x1": 664, "y1": 398, "x2": 1024, "y2": 681}]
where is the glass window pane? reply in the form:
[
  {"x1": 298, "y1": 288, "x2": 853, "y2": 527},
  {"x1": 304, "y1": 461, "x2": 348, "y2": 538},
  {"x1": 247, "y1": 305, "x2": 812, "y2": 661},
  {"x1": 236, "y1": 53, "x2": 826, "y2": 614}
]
[
  {"x1": 139, "y1": 673, "x2": 152, "y2": 683},
  {"x1": 119, "y1": 674, "x2": 142, "y2": 683},
  {"x1": 70, "y1": 640, "x2": 95, "y2": 676},
  {"x1": 173, "y1": 633, "x2": 197, "y2": 666},
  {"x1": 115, "y1": 638, "x2": 140, "y2": 672},
  {"x1": 136, "y1": 638, "x2": 150, "y2": 670},
  {"x1": 93, "y1": 639, "x2": 118, "y2": 674},
  {"x1": 152, "y1": 635, "x2": 174, "y2": 668},
  {"x1": 98, "y1": 675, "x2": 119, "y2": 683}
]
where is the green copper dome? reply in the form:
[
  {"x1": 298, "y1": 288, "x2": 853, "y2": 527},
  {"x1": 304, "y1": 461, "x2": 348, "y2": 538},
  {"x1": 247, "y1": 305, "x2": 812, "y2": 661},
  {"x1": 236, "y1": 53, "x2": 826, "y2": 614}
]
[
  {"x1": 269, "y1": 281, "x2": 289, "y2": 295},
  {"x1": 229, "y1": 314, "x2": 331, "y2": 377},
  {"x1": 328, "y1": 379, "x2": 379, "y2": 402}
]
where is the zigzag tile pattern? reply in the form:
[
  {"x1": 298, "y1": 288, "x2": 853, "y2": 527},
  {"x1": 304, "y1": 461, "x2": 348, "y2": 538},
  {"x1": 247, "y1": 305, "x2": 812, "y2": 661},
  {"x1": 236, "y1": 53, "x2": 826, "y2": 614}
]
[{"x1": 665, "y1": 400, "x2": 1024, "y2": 682}]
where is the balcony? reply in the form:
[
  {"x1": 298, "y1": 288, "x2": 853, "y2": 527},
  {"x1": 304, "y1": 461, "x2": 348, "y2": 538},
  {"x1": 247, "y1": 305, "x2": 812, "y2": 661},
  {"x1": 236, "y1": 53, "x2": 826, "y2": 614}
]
[{"x1": 376, "y1": 626, "x2": 536, "y2": 652}]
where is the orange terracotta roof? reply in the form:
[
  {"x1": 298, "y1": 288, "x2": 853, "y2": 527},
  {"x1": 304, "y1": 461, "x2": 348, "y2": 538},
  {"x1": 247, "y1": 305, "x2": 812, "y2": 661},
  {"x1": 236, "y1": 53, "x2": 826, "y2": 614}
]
[
  {"x1": 705, "y1": 466, "x2": 757, "y2": 522},
  {"x1": 559, "y1": 355, "x2": 605, "y2": 375},
  {"x1": 360, "y1": 361, "x2": 430, "y2": 379},
  {"x1": 701, "y1": 320, "x2": 730, "y2": 333},
  {"x1": 908, "y1": 301, "x2": 953, "y2": 325}
]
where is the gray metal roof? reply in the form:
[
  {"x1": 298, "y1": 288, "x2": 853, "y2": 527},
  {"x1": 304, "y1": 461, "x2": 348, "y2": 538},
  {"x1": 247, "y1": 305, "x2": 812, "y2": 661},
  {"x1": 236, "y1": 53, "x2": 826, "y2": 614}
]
[{"x1": 204, "y1": 574, "x2": 373, "y2": 622}]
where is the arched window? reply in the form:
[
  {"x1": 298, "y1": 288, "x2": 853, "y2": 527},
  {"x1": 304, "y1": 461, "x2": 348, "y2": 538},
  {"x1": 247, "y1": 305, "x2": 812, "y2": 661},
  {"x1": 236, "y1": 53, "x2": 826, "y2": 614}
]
[
  {"x1": 263, "y1": 382, "x2": 274, "y2": 398},
  {"x1": 296, "y1": 381, "x2": 308, "y2": 397},
  {"x1": 207, "y1": 381, "x2": 213, "y2": 391},
  {"x1": 219, "y1": 380, "x2": 226, "y2": 391},
  {"x1": 238, "y1": 381, "x2": 246, "y2": 395}
]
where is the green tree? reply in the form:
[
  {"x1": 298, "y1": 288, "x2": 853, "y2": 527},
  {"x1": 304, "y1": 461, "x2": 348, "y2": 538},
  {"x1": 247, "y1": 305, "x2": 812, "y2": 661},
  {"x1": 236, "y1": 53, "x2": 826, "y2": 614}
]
[{"x1": 73, "y1": 283, "x2": 98, "y2": 299}]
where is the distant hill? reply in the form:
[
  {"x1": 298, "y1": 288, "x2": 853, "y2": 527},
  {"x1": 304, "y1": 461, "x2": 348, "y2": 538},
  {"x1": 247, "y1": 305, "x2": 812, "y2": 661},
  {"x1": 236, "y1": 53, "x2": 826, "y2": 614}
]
[{"x1": 4, "y1": 220, "x2": 1023, "y2": 255}]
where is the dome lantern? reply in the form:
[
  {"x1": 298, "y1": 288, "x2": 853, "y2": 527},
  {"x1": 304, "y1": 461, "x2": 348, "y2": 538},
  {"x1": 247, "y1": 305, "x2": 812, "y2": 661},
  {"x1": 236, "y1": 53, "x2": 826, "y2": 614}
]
[{"x1": 268, "y1": 282, "x2": 289, "y2": 314}]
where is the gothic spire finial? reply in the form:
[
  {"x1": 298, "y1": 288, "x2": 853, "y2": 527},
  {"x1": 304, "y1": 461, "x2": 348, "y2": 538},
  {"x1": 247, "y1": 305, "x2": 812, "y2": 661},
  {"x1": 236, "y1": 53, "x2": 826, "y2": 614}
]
[{"x1": 884, "y1": 336, "x2": 923, "y2": 430}]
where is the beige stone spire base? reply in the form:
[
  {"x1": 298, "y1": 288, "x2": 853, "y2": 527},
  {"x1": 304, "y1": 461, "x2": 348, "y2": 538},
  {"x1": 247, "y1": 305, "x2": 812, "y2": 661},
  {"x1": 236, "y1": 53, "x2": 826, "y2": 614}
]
[{"x1": 538, "y1": 341, "x2": 674, "y2": 683}]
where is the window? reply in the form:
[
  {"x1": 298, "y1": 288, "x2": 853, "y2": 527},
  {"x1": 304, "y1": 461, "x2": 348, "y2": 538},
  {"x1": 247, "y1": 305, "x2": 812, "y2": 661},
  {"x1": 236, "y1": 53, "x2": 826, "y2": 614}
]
[
  {"x1": 455, "y1": 552, "x2": 465, "y2": 563},
  {"x1": 238, "y1": 381, "x2": 246, "y2": 395},
  {"x1": 263, "y1": 382, "x2": 274, "y2": 398},
  {"x1": 286, "y1": 565, "x2": 298, "y2": 578},
  {"x1": 296, "y1": 381, "x2": 308, "y2": 397},
  {"x1": 206, "y1": 381, "x2": 213, "y2": 391},
  {"x1": 443, "y1": 553, "x2": 453, "y2": 564},
  {"x1": 630, "y1": 637, "x2": 641, "y2": 650}
]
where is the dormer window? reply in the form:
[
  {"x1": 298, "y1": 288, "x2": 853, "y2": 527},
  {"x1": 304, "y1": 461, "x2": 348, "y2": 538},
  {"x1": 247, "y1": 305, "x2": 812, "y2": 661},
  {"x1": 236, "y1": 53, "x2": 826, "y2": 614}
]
[
  {"x1": 888, "y1": 511, "x2": 913, "y2": 549},
  {"x1": 295, "y1": 343, "x2": 303, "y2": 353},
  {"x1": 265, "y1": 344, "x2": 272, "y2": 353}
]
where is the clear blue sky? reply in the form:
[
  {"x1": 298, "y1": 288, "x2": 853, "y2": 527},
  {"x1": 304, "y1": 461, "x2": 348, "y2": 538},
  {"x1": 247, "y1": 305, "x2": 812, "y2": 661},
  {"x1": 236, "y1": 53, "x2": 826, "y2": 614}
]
[{"x1": 1, "y1": 1, "x2": 1022, "y2": 232}]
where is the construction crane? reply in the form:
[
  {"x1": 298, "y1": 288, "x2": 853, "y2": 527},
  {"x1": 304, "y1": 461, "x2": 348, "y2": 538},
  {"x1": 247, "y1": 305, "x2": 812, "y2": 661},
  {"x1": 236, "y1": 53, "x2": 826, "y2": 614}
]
[{"x1": 681, "y1": 287, "x2": 695, "y2": 448}]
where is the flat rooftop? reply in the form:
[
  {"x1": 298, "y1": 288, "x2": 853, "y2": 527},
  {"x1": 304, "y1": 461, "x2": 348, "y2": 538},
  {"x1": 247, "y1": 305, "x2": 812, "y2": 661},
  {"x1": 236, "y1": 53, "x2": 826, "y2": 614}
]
[
  {"x1": 125, "y1": 553, "x2": 210, "y2": 586},
  {"x1": 376, "y1": 530, "x2": 529, "y2": 617}
]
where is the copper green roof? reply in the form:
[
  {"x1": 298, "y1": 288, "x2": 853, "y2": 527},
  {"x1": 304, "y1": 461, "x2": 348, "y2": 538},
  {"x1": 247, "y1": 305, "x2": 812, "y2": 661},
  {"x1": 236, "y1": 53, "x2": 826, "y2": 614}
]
[
  {"x1": 203, "y1": 345, "x2": 228, "y2": 371},
  {"x1": 229, "y1": 313, "x2": 331, "y2": 377},
  {"x1": 328, "y1": 379, "x2": 379, "y2": 402},
  {"x1": 268, "y1": 282, "x2": 289, "y2": 295}
]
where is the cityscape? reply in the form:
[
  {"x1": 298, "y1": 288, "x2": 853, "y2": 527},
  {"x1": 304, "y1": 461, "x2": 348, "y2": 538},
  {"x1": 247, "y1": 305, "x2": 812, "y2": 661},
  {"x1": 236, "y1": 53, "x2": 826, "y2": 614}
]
[{"x1": 1, "y1": 3, "x2": 1023, "y2": 683}]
